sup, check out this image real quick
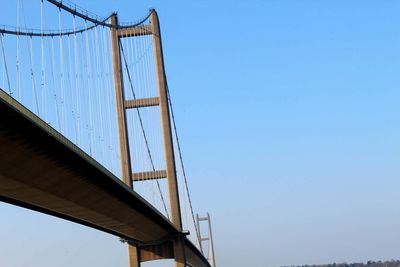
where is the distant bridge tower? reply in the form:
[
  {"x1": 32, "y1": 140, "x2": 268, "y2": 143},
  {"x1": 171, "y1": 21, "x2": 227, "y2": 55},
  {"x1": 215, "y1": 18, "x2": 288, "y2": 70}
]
[{"x1": 197, "y1": 213, "x2": 217, "y2": 267}]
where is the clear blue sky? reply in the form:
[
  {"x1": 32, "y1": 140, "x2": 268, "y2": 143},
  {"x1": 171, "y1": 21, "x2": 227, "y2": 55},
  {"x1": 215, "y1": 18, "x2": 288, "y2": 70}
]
[{"x1": 1, "y1": 1, "x2": 400, "y2": 266}]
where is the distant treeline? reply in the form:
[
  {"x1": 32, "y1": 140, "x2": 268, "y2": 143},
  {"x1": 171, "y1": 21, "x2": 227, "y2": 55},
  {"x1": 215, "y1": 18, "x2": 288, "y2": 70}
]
[{"x1": 286, "y1": 260, "x2": 400, "y2": 267}]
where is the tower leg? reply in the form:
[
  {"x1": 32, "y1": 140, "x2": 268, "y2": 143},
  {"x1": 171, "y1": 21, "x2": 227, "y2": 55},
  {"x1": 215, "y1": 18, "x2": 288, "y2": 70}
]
[
  {"x1": 128, "y1": 245, "x2": 141, "y2": 267},
  {"x1": 150, "y1": 10, "x2": 186, "y2": 267},
  {"x1": 110, "y1": 13, "x2": 139, "y2": 267},
  {"x1": 173, "y1": 238, "x2": 186, "y2": 267}
]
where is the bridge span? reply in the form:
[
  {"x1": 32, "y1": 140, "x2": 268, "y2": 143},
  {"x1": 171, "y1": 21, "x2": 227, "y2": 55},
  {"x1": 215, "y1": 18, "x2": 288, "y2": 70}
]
[
  {"x1": 0, "y1": 1, "x2": 216, "y2": 266},
  {"x1": 0, "y1": 88, "x2": 209, "y2": 266}
]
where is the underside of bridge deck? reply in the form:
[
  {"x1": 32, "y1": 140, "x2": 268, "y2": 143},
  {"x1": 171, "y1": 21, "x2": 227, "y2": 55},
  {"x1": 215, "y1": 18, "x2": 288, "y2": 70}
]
[{"x1": 0, "y1": 89, "x2": 210, "y2": 267}]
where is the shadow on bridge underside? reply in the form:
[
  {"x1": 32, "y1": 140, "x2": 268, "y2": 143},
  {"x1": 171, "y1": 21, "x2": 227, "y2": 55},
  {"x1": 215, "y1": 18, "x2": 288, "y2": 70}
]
[{"x1": 0, "y1": 88, "x2": 209, "y2": 267}]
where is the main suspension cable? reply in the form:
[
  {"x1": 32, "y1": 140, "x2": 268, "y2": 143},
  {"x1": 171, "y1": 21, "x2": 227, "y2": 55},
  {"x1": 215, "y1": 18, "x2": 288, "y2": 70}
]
[
  {"x1": 165, "y1": 81, "x2": 200, "y2": 244},
  {"x1": 0, "y1": 17, "x2": 111, "y2": 38},
  {"x1": 46, "y1": 0, "x2": 152, "y2": 29}
]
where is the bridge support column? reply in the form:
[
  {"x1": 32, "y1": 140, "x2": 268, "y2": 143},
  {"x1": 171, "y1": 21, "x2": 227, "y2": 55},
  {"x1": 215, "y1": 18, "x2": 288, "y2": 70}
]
[
  {"x1": 128, "y1": 245, "x2": 141, "y2": 267},
  {"x1": 110, "y1": 13, "x2": 140, "y2": 267},
  {"x1": 150, "y1": 10, "x2": 186, "y2": 267},
  {"x1": 173, "y1": 237, "x2": 186, "y2": 267}
]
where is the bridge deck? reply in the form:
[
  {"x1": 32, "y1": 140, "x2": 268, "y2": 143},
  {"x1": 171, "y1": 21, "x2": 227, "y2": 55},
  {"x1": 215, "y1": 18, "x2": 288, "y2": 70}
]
[{"x1": 0, "y1": 89, "x2": 209, "y2": 267}]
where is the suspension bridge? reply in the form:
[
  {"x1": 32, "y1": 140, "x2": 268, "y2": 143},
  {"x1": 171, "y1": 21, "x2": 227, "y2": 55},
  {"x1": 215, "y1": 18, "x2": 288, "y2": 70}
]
[{"x1": 0, "y1": 1, "x2": 216, "y2": 266}]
